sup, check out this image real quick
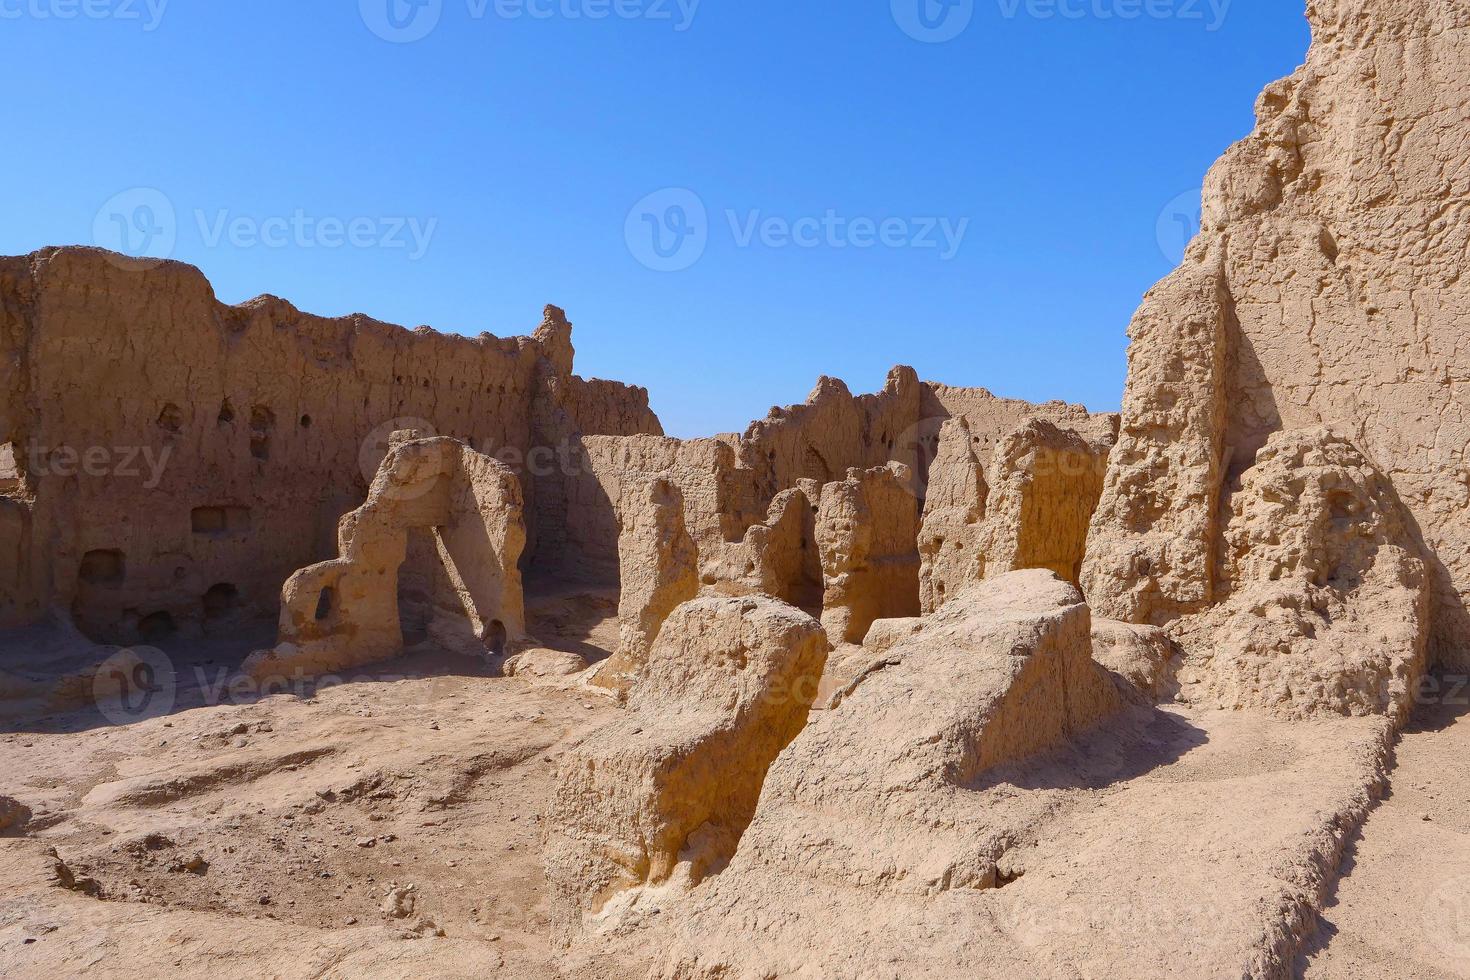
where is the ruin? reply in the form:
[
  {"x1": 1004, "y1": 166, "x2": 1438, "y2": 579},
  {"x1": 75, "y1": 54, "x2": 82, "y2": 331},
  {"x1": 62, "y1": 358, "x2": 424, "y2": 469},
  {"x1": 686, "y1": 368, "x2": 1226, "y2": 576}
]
[
  {"x1": 813, "y1": 462, "x2": 921, "y2": 645},
  {"x1": 544, "y1": 595, "x2": 827, "y2": 944},
  {"x1": 242, "y1": 435, "x2": 529, "y2": 682},
  {"x1": 646, "y1": 571, "x2": 1125, "y2": 977},
  {"x1": 2, "y1": 1, "x2": 1469, "y2": 976},
  {"x1": 589, "y1": 477, "x2": 699, "y2": 694}
]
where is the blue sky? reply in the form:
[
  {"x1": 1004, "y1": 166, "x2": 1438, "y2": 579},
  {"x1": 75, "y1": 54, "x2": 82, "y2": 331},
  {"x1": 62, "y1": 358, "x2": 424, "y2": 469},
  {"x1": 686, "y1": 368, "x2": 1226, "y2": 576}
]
[{"x1": 1, "y1": 1, "x2": 1310, "y2": 437}]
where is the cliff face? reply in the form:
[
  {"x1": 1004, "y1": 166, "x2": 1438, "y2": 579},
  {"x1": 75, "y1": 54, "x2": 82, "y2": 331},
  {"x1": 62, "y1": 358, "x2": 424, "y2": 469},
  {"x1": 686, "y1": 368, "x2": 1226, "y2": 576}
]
[
  {"x1": 0, "y1": 247, "x2": 660, "y2": 641},
  {"x1": 1085, "y1": 0, "x2": 1470, "y2": 667}
]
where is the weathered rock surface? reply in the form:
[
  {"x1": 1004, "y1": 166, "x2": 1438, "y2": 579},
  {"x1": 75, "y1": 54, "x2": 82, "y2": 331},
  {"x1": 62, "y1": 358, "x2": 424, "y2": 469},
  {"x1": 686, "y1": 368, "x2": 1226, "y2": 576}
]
[
  {"x1": 1174, "y1": 428, "x2": 1431, "y2": 722},
  {"x1": 0, "y1": 249, "x2": 659, "y2": 643},
  {"x1": 1090, "y1": 618, "x2": 1178, "y2": 702},
  {"x1": 1083, "y1": 0, "x2": 1470, "y2": 671},
  {"x1": 921, "y1": 417, "x2": 1111, "y2": 612},
  {"x1": 703, "y1": 484, "x2": 824, "y2": 612},
  {"x1": 501, "y1": 646, "x2": 588, "y2": 679},
  {"x1": 543, "y1": 596, "x2": 827, "y2": 945},
  {"x1": 815, "y1": 463, "x2": 921, "y2": 644},
  {"x1": 541, "y1": 375, "x2": 1114, "y2": 597},
  {"x1": 243, "y1": 436, "x2": 527, "y2": 681},
  {"x1": 547, "y1": 434, "x2": 747, "y2": 588},
  {"x1": 591, "y1": 478, "x2": 700, "y2": 694},
  {"x1": 977, "y1": 419, "x2": 1110, "y2": 587},
  {"x1": 3, "y1": 3, "x2": 1469, "y2": 976},
  {"x1": 0, "y1": 795, "x2": 31, "y2": 835},
  {"x1": 918, "y1": 417, "x2": 988, "y2": 614},
  {"x1": 651, "y1": 571, "x2": 1124, "y2": 976},
  {"x1": 1081, "y1": 264, "x2": 1231, "y2": 627}
]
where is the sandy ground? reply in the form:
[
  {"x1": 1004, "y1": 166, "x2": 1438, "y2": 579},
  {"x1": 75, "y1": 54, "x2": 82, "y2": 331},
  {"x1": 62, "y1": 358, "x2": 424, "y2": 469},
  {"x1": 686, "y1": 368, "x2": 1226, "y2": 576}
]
[
  {"x1": 0, "y1": 588, "x2": 633, "y2": 979},
  {"x1": 1301, "y1": 688, "x2": 1470, "y2": 979},
  {"x1": 0, "y1": 592, "x2": 1461, "y2": 978},
  {"x1": 619, "y1": 704, "x2": 1394, "y2": 979}
]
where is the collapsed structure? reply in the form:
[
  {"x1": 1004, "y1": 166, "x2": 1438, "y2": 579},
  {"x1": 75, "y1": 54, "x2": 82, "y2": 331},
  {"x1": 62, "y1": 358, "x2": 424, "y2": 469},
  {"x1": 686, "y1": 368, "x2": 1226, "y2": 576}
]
[
  {"x1": 1, "y1": 0, "x2": 1467, "y2": 975},
  {"x1": 1081, "y1": 0, "x2": 1470, "y2": 710},
  {"x1": 242, "y1": 435, "x2": 529, "y2": 682},
  {"x1": 0, "y1": 258, "x2": 658, "y2": 643},
  {"x1": 544, "y1": 594, "x2": 827, "y2": 942},
  {"x1": 0, "y1": 262, "x2": 1111, "y2": 679}
]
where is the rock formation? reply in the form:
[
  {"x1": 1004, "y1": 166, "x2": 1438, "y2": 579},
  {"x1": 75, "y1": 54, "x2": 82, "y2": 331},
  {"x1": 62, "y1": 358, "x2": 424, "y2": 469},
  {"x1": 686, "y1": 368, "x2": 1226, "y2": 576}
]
[
  {"x1": 917, "y1": 417, "x2": 988, "y2": 614},
  {"x1": 547, "y1": 434, "x2": 748, "y2": 588},
  {"x1": 0, "y1": 251, "x2": 658, "y2": 643},
  {"x1": 1089, "y1": 618, "x2": 1178, "y2": 702},
  {"x1": 5, "y1": 3, "x2": 1470, "y2": 974},
  {"x1": 1083, "y1": 0, "x2": 1470, "y2": 672},
  {"x1": 1174, "y1": 428, "x2": 1431, "y2": 721},
  {"x1": 814, "y1": 463, "x2": 921, "y2": 644},
  {"x1": 702, "y1": 484, "x2": 824, "y2": 612},
  {"x1": 650, "y1": 571, "x2": 1123, "y2": 977},
  {"x1": 0, "y1": 794, "x2": 32, "y2": 835},
  {"x1": 543, "y1": 595, "x2": 827, "y2": 944},
  {"x1": 591, "y1": 478, "x2": 700, "y2": 695},
  {"x1": 976, "y1": 419, "x2": 1110, "y2": 587},
  {"x1": 243, "y1": 435, "x2": 527, "y2": 681},
  {"x1": 920, "y1": 416, "x2": 1112, "y2": 612},
  {"x1": 539, "y1": 378, "x2": 1113, "y2": 596},
  {"x1": 1081, "y1": 265, "x2": 1230, "y2": 628}
]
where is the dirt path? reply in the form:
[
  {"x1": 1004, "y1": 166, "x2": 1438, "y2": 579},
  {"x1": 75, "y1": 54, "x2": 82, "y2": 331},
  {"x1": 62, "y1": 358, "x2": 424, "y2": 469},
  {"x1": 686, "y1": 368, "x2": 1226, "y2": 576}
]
[{"x1": 1301, "y1": 682, "x2": 1470, "y2": 979}]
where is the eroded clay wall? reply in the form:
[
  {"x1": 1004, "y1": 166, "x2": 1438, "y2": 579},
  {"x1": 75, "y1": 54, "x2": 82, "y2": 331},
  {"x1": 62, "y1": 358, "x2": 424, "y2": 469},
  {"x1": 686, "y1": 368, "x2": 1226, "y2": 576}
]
[
  {"x1": 532, "y1": 367, "x2": 1120, "y2": 595},
  {"x1": 921, "y1": 383, "x2": 1116, "y2": 463},
  {"x1": 1213, "y1": 0, "x2": 1470, "y2": 665},
  {"x1": 736, "y1": 368, "x2": 925, "y2": 501},
  {"x1": 1085, "y1": 0, "x2": 1470, "y2": 667},
  {"x1": 0, "y1": 248, "x2": 658, "y2": 642},
  {"x1": 542, "y1": 435, "x2": 747, "y2": 586}
]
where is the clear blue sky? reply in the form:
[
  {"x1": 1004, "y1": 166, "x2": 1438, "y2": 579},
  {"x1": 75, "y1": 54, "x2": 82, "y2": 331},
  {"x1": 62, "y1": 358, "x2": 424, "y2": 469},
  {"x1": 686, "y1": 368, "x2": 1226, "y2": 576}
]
[{"x1": 1, "y1": 1, "x2": 1309, "y2": 437}]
